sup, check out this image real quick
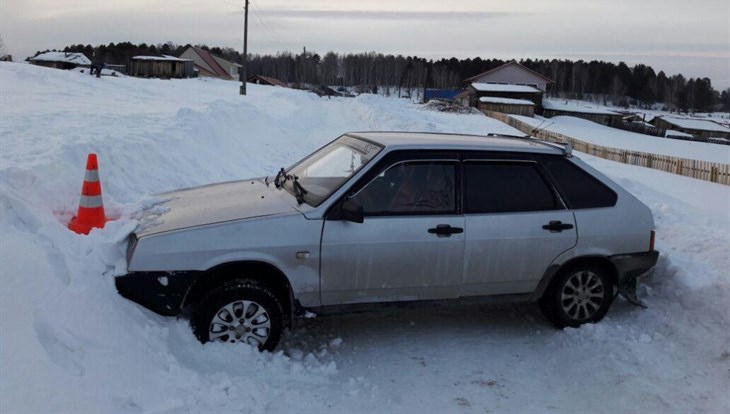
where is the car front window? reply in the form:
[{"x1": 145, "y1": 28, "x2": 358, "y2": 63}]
[{"x1": 284, "y1": 136, "x2": 382, "y2": 206}]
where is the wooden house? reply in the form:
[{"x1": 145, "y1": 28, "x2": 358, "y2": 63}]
[
  {"x1": 179, "y1": 46, "x2": 241, "y2": 80},
  {"x1": 542, "y1": 100, "x2": 623, "y2": 126},
  {"x1": 29, "y1": 52, "x2": 90, "y2": 70},
  {"x1": 247, "y1": 75, "x2": 288, "y2": 87},
  {"x1": 465, "y1": 60, "x2": 554, "y2": 92},
  {"x1": 651, "y1": 116, "x2": 730, "y2": 140},
  {"x1": 463, "y1": 61, "x2": 554, "y2": 113},
  {"x1": 128, "y1": 55, "x2": 194, "y2": 79}
]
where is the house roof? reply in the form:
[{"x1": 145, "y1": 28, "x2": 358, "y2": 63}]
[
  {"x1": 30, "y1": 52, "x2": 91, "y2": 65},
  {"x1": 132, "y1": 55, "x2": 190, "y2": 62},
  {"x1": 464, "y1": 60, "x2": 554, "y2": 84},
  {"x1": 542, "y1": 100, "x2": 621, "y2": 116},
  {"x1": 471, "y1": 83, "x2": 541, "y2": 93},
  {"x1": 658, "y1": 116, "x2": 730, "y2": 133},
  {"x1": 479, "y1": 97, "x2": 535, "y2": 106},
  {"x1": 187, "y1": 47, "x2": 235, "y2": 80},
  {"x1": 247, "y1": 75, "x2": 288, "y2": 87}
]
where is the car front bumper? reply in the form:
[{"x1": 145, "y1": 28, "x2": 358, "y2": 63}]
[{"x1": 115, "y1": 271, "x2": 202, "y2": 316}]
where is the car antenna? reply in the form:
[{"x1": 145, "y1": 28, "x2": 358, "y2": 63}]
[{"x1": 529, "y1": 119, "x2": 554, "y2": 137}]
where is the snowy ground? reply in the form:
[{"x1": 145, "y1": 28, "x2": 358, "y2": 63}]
[{"x1": 1, "y1": 62, "x2": 729, "y2": 413}]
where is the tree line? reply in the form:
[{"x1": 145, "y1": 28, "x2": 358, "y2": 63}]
[{"x1": 33, "y1": 42, "x2": 730, "y2": 112}]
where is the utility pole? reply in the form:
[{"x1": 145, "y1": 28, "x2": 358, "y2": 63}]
[{"x1": 239, "y1": 0, "x2": 249, "y2": 95}]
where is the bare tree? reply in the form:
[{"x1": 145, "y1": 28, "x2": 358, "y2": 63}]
[{"x1": 0, "y1": 35, "x2": 7, "y2": 56}]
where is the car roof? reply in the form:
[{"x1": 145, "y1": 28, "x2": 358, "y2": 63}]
[{"x1": 345, "y1": 131, "x2": 566, "y2": 155}]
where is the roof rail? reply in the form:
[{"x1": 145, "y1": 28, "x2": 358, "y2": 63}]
[{"x1": 486, "y1": 132, "x2": 531, "y2": 139}]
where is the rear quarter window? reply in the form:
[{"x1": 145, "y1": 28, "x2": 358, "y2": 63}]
[{"x1": 539, "y1": 156, "x2": 617, "y2": 209}]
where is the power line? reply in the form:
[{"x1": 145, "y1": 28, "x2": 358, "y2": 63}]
[{"x1": 249, "y1": 0, "x2": 290, "y2": 53}]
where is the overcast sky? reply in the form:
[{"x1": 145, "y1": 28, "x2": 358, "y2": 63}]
[{"x1": 2, "y1": 0, "x2": 729, "y2": 88}]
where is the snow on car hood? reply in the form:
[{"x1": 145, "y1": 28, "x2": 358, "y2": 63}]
[{"x1": 136, "y1": 178, "x2": 297, "y2": 237}]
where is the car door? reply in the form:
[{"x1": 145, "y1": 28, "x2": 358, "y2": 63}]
[
  {"x1": 320, "y1": 157, "x2": 464, "y2": 305},
  {"x1": 461, "y1": 158, "x2": 577, "y2": 296}
]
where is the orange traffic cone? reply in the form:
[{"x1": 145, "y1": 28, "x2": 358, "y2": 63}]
[{"x1": 69, "y1": 153, "x2": 108, "y2": 234}]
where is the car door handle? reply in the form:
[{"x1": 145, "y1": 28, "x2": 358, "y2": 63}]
[
  {"x1": 428, "y1": 224, "x2": 464, "y2": 237},
  {"x1": 542, "y1": 221, "x2": 574, "y2": 233}
]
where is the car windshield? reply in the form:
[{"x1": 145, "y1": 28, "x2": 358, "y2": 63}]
[{"x1": 282, "y1": 135, "x2": 382, "y2": 207}]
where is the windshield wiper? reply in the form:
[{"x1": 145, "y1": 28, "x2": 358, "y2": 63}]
[
  {"x1": 291, "y1": 175, "x2": 308, "y2": 205},
  {"x1": 274, "y1": 167, "x2": 308, "y2": 205},
  {"x1": 274, "y1": 167, "x2": 287, "y2": 188}
]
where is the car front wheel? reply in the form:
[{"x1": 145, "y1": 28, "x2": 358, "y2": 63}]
[
  {"x1": 191, "y1": 281, "x2": 284, "y2": 351},
  {"x1": 540, "y1": 264, "x2": 614, "y2": 328}
]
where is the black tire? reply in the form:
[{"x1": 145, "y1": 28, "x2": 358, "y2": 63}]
[
  {"x1": 539, "y1": 264, "x2": 614, "y2": 328},
  {"x1": 191, "y1": 281, "x2": 284, "y2": 351}
]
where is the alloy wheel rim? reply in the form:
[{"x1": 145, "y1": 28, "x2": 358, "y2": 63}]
[
  {"x1": 209, "y1": 300, "x2": 271, "y2": 346},
  {"x1": 560, "y1": 271, "x2": 604, "y2": 321}
]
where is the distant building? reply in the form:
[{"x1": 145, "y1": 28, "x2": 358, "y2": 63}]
[
  {"x1": 478, "y1": 96, "x2": 534, "y2": 117},
  {"x1": 542, "y1": 100, "x2": 623, "y2": 126},
  {"x1": 179, "y1": 46, "x2": 241, "y2": 80},
  {"x1": 128, "y1": 55, "x2": 194, "y2": 79},
  {"x1": 463, "y1": 61, "x2": 554, "y2": 113},
  {"x1": 651, "y1": 116, "x2": 730, "y2": 140},
  {"x1": 29, "y1": 52, "x2": 91, "y2": 70},
  {"x1": 247, "y1": 75, "x2": 288, "y2": 88},
  {"x1": 0, "y1": 55, "x2": 12, "y2": 62},
  {"x1": 469, "y1": 83, "x2": 543, "y2": 109},
  {"x1": 465, "y1": 60, "x2": 554, "y2": 92}
]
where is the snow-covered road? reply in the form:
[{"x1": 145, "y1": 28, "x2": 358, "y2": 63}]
[{"x1": 1, "y1": 62, "x2": 728, "y2": 413}]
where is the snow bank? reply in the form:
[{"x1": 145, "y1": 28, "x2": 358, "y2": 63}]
[
  {"x1": 514, "y1": 115, "x2": 730, "y2": 164},
  {"x1": 1, "y1": 62, "x2": 728, "y2": 413}
]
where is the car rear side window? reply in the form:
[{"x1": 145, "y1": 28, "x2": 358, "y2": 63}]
[
  {"x1": 464, "y1": 162, "x2": 558, "y2": 213},
  {"x1": 540, "y1": 157, "x2": 617, "y2": 209}
]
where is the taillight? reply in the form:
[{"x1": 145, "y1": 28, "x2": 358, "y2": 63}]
[{"x1": 649, "y1": 230, "x2": 655, "y2": 251}]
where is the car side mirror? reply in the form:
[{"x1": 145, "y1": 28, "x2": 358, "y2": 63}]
[{"x1": 340, "y1": 198, "x2": 364, "y2": 223}]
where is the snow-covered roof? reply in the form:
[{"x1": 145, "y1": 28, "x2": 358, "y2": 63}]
[
  {"x1": 665, "y1": 130, "x2": 693, "y2": 138},
  {"x1": 471, "y1": 83, "x2": 541, "y2": 93},
  {"x1": 30, "y1": 52, "x2": 91, "y2": 65},
  {"x1": 659, "y1": 116, "x2": 730, "y2": 133},
  {"x1": 708, "y1": 137, "x2": 730, "y2": 143},
  {"x1": 479, "y1": 96, "x2": 534, "y2": 106},
  {"x1": 132, "y1": 55, "x2": 190, "y2": 62},
  {"x1": 543, "y1": 100, "x2": 621, "y2": 116}
]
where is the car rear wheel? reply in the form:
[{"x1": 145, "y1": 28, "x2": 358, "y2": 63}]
[
  {"x1": 540, "y1": 264, "x2": 614, "y2": 328},
  {"x1": 191, "y1": 281, "x2": 284, "y2": 351}
]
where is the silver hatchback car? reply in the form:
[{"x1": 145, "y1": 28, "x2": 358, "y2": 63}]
[{"x1": 117, "y1": 132, "x2": 659, "y2": 350}]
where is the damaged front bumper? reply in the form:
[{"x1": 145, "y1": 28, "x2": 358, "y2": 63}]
[{"x1": 115, "y1": 271, "x2": 202, "y2": 316}]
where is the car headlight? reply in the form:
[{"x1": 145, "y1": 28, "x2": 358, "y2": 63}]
[{"x1": 126, "y1": 233, "x2": 138, "y2": 265}]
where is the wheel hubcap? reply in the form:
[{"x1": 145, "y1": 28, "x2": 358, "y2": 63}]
[
  {"x1": 209, "y1": 300, "x2": 271, "y2": 346},
  {"x1": 560, "y1": 271, "x2": 604, "y2": 321}
]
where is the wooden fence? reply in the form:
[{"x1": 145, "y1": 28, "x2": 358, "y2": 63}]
[{"x1": 484, "y1": 111, "x2": 730, "y2": 186}]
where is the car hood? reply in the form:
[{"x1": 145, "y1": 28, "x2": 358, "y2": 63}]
[{"x1": 136, "y1": 178, "x2": 298, "y2": 237}]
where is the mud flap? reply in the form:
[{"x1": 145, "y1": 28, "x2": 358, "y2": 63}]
[{"x1": 618, "y1": 276, "x2": 647, "y2": 308}]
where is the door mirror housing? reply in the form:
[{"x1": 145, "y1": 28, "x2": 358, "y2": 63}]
[{"x1": 340, "y1": 198, "x2": 364, "y2": 223}]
